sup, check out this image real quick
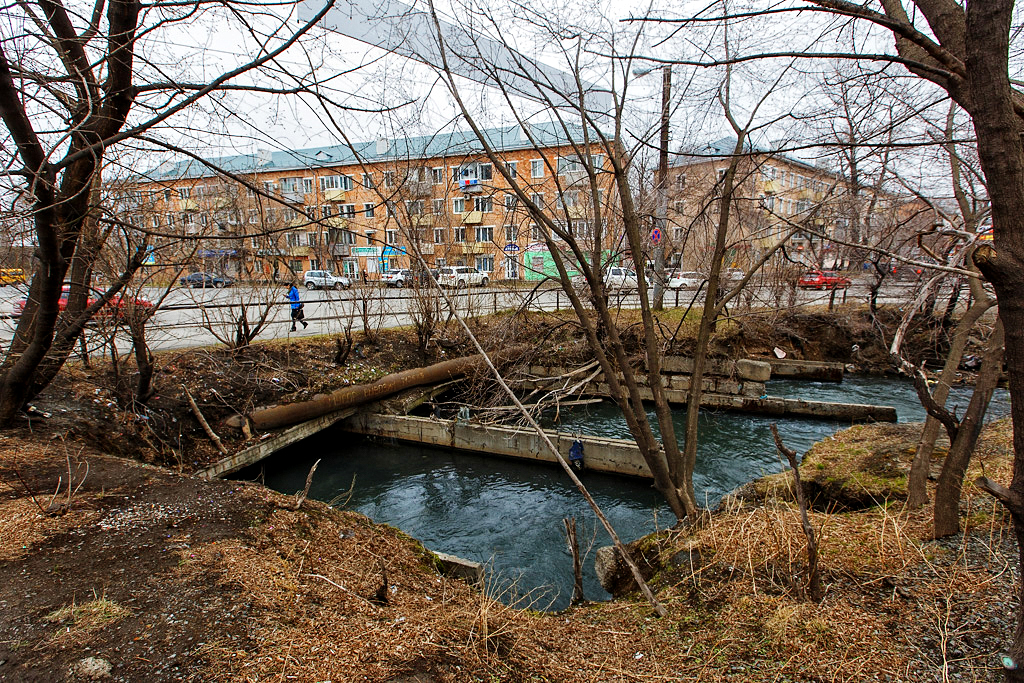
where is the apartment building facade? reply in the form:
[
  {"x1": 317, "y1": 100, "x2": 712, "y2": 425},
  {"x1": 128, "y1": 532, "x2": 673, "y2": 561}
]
[
  {"x1": 125, "y1": 124, "x2": 614, "y2": 283},
  {"x1": 666, "y1": 138, "x2": 926, "y2": 273}
]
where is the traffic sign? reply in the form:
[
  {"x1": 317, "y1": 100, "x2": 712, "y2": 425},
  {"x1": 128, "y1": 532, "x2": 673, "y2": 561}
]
[{"x1": 650, "y1": 227, "x2": 662, "y2": 244}]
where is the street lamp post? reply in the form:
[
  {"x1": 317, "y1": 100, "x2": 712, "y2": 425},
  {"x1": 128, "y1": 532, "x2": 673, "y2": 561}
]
[{"x1": 654, "y1": 65, "x2": 671, "y2": 310}]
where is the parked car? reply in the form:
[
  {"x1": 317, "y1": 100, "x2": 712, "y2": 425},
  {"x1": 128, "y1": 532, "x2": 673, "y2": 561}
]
[
  {"x1": 603, "y1": 266, "x2": 638, "y2": 290},
  {"x1": 667, "y1": 271, "x2": 706, "y2": 289},
  {"x1": 436, "y1": 266, "x2": 488, "y2": 288},
  {"x1": 12, "y1": 284, "x2": 153, "y2": 320},
  {"x1": 180, "y1": 272, "x2": 234, "y2": 288},
  {"x1": 798, "y1": 270, "x2": 851, "y2": 289},
  {"x1": 303, "y1": 270, "x2": 351, "y2": 290},
  {"x1": 722, "y1": 268, "x2": 745, "y2": 283},
  {"x1": 381, "y1": 268, "x2": 414, "y2": 287}
]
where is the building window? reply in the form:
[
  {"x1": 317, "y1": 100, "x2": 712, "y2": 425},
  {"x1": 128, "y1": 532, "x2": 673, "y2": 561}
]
[
  {"x1": 504, "y1": 224, "x2": 517, "y2": 242},
  {"x1": 475, "y1": 225, "x2": 493, "y2": 243},
  {"x1": 339, "y1": 204, "x2": 356, "y2": 218},
  {"x1": 506, "y1": 161, "x2": 518, "y2": 178},
  {"x1": 531, "y1": 223, "x2": 544, "y2": 240},
  {"x1": 555, "y1": 191, "x2": 579, "y2": 209},
  {"x1": 453, "y1": 197, "x2": 466, "y2": 214},
  {"x1": 303, "y1": 178, "x2": 314, "y2": 193},
  {"x1": 166, "y1": 213, "x2": 176, "y2": 228},
  {"x1": 531, "y1": 159, "x2": 545, "y2": 178},
  {"x1": 151, "y1": 215, "x2": 160, "y2": 228},
  {"x1": 474, "y1": 196, "x2": 493, "y2": 212},
  {"x1": 529, "y1": 192, "x2": 544, "y2": 209},
  {"x1": 362, "y1": 173, "x2": 374, "y2": 188},
  {"x1": 675, "y1": 173, "x2": 687, "y2": 189},
  {"x1": 363, "y1": 203, "x2": 375, "y2": 217},
  {"x1": 431, "y1": 167, "x2": 444, "y2": 184},
  {"x1": 386, "y1": 201, "x2": 397, "y2": 218},
  {"x1": 286, "y1": 232, "x2": 304, "y2": 247},
  {"x1": 405, "y1": 200, "x2": 423, "y2": 215},
  {"x1": 308, "y1": 231, "x2": 320, "y2": 246},
  {"x1": 458, "y1": 162, "x2": 493, "y2": 183},
  {"x1": 504, "y1": 194, "x2": 518, "y2": 211},
  {"x1": 434, "y1": 227, "x2": 445, "y2": 244},
  {"x1": 454, "y1": 226, "x2": 466, "y2": 242},
  {"x1": 433, "y1": 198, "x2": 445, "y2": 214},
  {"x1": 386, "y1": 229, "x2": 398, "y2": 245},
  {"x1": 476, "y1": 256, "x2": 494, "y2": 272},
  {"x1": 248, "y1": 209, "x2": 258, "y2": 224},
  {"x1": 321, "y1": 205, "x2": 332, "y2": 218},
  {"x1": 673, "y1": 200, "x2": 685, "y2": 214},
  {"x1": 383, "y1": 171, "x2": 395, "y2": 188}
]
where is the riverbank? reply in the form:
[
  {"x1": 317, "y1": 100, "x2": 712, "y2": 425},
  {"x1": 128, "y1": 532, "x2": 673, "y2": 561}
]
[
  {"x1": 0, "y1": 417, "x2": 1014, "y2": 680},
  {"x1": 0, "y1": 306, "x2": 1011, "y2": 680}
]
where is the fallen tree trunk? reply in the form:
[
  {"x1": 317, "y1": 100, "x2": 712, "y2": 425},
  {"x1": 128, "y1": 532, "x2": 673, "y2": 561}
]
[{"x1": 229, "y1": 347, "x2": 526, "y2": 432}]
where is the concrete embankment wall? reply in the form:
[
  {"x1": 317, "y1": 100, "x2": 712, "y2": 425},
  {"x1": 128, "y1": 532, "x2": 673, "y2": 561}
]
[
  {"x1": 341, "y1": 413, "x2": 657, "y2": 478},
  {"x1": 766, "y1": 359, "x2": 846, "y2": 382},
  {"x1": 520, "y1": 368, "x2": 893, "y2": 422}
]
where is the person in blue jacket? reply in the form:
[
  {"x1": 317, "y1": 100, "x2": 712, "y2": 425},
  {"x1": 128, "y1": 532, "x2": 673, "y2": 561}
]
[{"x1": 287, "y1": 282, "x2": 307, "y2": 331}]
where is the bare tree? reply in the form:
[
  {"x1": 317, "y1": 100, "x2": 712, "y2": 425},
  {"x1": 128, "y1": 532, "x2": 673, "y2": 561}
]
[{"x1": 0, "y1": 0, "x2": 343, "y2": 423}]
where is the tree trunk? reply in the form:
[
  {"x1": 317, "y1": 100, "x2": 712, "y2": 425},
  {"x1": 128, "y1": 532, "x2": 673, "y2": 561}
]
[
  {"x1": 933, "y1": 319, "x2": 1004, "y2": 537},
  {"x1": 908, "y1": 290, "x2": 996, "y2": 507}
]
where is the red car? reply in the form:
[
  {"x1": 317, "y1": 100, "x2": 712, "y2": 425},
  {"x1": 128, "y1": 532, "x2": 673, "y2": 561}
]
[
  {"x1": 12, "y1": 285, "x2": 153, "y2": 320},
  {"x1": 798, "y1": 270, "x2": 851, "y2": 290}
]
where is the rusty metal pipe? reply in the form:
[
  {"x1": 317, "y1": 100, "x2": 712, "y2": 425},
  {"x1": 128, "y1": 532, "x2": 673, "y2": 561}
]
[{"x1": 238, "y1": 348, "x2": 523, "y2": 432}]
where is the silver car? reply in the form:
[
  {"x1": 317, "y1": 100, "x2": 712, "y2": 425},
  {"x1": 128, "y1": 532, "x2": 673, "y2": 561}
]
[{"x1": 303, "y1": 270, "x2": 351, "y2": 290}]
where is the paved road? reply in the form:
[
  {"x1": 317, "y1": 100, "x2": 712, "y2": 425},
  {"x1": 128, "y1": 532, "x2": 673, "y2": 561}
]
[{"x1": 0, "y1": 277, "x2": 946, "y2": 355}]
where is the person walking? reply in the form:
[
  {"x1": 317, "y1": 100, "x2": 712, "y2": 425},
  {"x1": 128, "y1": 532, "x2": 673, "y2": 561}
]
[{"x1": 287, "y1": 282, "x2": 307, "y2": 331}]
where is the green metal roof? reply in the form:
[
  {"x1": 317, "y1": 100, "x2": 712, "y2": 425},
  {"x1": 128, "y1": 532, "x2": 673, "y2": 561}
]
[{"x1": 144, "y1": 122, "x2": 593, "y2": 182}]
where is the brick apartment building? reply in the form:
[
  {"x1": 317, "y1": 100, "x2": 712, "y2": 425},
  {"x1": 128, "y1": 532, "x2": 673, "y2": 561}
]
[
  {"x1": 665, "y1": 138, "x2": 929, "y2": 274},
  {"x1": 124, "y1": 123, "x2": 616, "y2": 283}
]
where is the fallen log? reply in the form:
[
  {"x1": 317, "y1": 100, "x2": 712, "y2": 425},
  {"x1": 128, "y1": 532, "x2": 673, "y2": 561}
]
[{"x1": 227, "y1": 347, "x2": 526, "y2": 433}]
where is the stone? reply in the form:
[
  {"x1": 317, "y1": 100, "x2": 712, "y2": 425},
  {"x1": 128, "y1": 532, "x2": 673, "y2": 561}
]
[
  {"x1": 736, "y1": 359, "x2": 771, "y2": 382},
  {"x1": 594, "y1": 545, "x2": 620, "y2": 592},
  {"x1": 70, "y1": 657, "x2": 112, "y2": 679}
]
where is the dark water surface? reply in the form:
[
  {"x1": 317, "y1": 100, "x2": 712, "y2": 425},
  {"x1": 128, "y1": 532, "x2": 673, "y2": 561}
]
[{"x1": 250, "y1": 375, "x2": 1009, "y2": 610}]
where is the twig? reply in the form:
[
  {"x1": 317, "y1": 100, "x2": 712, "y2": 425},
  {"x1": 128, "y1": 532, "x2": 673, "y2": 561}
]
[
  {"x1": 563, "y1": 517, "x2": 585, "y2": 605},
  {"x1": 183, "y1": 385, "x2": 228, "y2": 455},
  {"x1": 771, "y1": 424, "x2": 822, "y2": 602},
  {"x1": 290, "y1": 459, "x2": 320, "y2": 510},
  {"x1": 304, "y1": 573, "x2": 377, "y2": 607}
]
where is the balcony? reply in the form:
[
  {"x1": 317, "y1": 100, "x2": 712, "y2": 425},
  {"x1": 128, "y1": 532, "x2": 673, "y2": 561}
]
[
  {"x1": 761, "y1": 180, "x2": 780, "y2": 194},
  {"x1": 412, "y1": 214, "x2": 434, "y2": 226},
  {"x1": 180, "y1": 198, "x2": 199, "y2": 212},
  {"x1": 461, "y1": 211, "x2": 483, "y2": 225},
  {"x1": 455, "y1": 241, "x2": 482, "y2": 254},
  {"x1": 323, "y1": 188, "x2": 348, "y2": 202},
  {"x1": 279, "y1": 190, "x2": 304, "y2": 202},
  {"x1": 410, "y1": 243, "x2": 435, "y2": 255},
  {"x1": 289, "y1": 246, "x2": 312, "y2": 257},
  {"x1": 459, "y1": 178, "x2": 484, "y2": 194}
]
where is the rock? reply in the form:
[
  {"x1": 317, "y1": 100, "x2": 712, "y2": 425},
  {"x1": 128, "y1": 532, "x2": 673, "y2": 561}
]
[
  {"x1": 594, "y1": 545, "x2": 621, "y2": 593},
  {"x1": 69, "y1": 657, "x2": 112, "y2": 679}
]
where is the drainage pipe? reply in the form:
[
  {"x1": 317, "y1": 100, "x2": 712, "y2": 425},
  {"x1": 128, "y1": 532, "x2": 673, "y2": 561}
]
[{"x1": 229, "y1": 347, "x2": 525, "y2": 432}]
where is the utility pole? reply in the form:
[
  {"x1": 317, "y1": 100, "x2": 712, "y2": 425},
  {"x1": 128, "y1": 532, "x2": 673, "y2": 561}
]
[{"x1": 653, "y1": 65, "x2": 671, "y2": 311}]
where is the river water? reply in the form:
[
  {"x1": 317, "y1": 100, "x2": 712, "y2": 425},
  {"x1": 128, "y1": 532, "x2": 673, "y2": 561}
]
[{"x1": 250, "y1": 376, "x2": 1010, "y2": 610}]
